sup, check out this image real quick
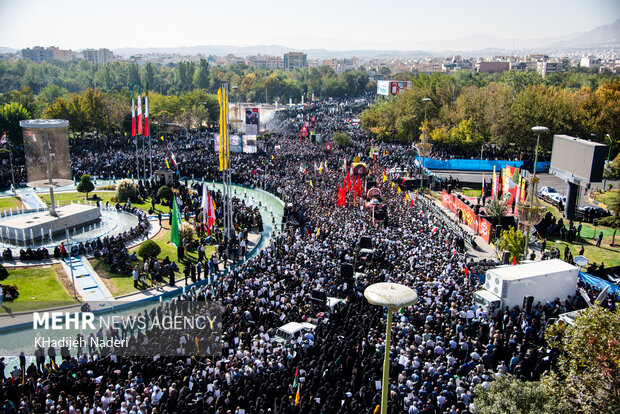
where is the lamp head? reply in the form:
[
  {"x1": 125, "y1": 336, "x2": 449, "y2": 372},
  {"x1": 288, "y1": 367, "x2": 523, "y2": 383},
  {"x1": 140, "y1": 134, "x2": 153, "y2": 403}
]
[{"x1": 531, "y1": 126, "x2": 548, "y2": 133}]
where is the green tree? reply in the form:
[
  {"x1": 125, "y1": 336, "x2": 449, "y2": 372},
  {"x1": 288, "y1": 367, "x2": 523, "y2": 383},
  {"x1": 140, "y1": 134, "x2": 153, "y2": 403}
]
[
  {"x1": 0, "y1": 102, "x2": 30, "y2": 146},
  {"x1": 486, "y1": 197, "x2": 508, "y2": 224},
  {"x1": 157, "y1": 185, "x2": 173, "y2": 206},
  {"x1": 333, "y1": 131, "x2": 351, "y2": 147},
  {"x1": 599, "y1": 190, "x2": 620, "y2": 246},
  {"x1": 496, "y1": 226, "x2": 527, "y2": 263},
  {"x1": 194, "y1": 59, "x2": 210, "y2": 90},
  {"x1": 474, "y1": 376, "x2": 572, "y2": 414},
  {"x1": 76, "y1": 174, "x2": 95, "y2": 199},
  {"x1": 543, "y1": 305, "x2": 620, "y2": 413},
  {"x1": 138, "y1": 240, "x2": 161, "y2": 259}
]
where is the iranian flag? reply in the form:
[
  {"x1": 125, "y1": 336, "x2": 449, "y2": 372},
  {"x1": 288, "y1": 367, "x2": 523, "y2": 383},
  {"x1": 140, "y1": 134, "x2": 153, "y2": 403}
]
[
  {"x1": 170, "y1": 153, "x2": 177, "y2": 166},
  {"x1": 131, "y1": 84, "x2": 136, "y2": 137},
  {"x1": 206, "y1": 191, "x2": 216, "y2": 234},
  {"x1": 137, "y1": 84, "x2": 143, "y2": 135},
  {"x1": 144, "y1": 83, "x2": 150, "y2": 138}
]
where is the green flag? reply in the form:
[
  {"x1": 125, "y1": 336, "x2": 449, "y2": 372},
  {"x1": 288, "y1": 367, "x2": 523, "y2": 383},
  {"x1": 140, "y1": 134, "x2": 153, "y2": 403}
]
[{"x1": 170, "y1": 197, "x2": 181, "y2": 247}]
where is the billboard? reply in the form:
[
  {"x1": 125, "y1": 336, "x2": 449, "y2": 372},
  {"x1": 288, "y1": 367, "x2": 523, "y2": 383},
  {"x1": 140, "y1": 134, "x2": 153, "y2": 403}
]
[
  {"x1": 245, "y1": 107, "x2": 259, "y2": 135},
  {"x1": 377, "y1": 80, "x2": 412, "y2": 96},
  {"x1": 550, "y1": 135, "x2": 607, "y2": 183},
  {"x1": 243, "y1": 135, "x2": 257, "y2": 153},
  {"x1": 230, "y1": 134, "x2": 243, "y2": 153},
  {"x1": 377, "y1": 80, "x2": 390, "y2": 96},
  {"x1": 213, "y1": 133, "x2": 243, "y2": 153}
]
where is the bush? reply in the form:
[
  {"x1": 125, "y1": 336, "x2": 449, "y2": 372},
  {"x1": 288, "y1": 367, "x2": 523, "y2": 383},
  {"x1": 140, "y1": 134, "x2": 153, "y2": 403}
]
[
  {"x1": 157, "y1": 185, "x2": 173, "y2": 206},
  {"x1": 0, "y1": 264, "x2": 8, "y2": 281},
  {"x1": 0, "y1": 283, "x2": 19, "y2": 301},
  {"x1": 115, "y1": 179, "x2": 139, "y2": 203},
  {"x1": 97, "y1": 185, "x2": 116, "y2": 191},
  {"x1": 137, "y1": 240, "x2": 161, "y2": 259},
  {"x1": 179, "y1": 223, "x2": 195, "y2": 242},
  {"x1": 333, "y1": 132, "x2": 351, "y2": 147}
]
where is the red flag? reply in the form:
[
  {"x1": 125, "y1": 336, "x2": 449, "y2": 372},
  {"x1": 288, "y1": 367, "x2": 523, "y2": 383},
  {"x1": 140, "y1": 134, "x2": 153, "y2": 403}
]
[
  {"x1": 512, "y1": 256, "x2": 517, "y2": 265},
  {"x1": 410, "y1": 199, "x2": 414, "y2": 208},
  {"x1": 402, "y1": 177, "x2": 406, "y2": 185},
  {"x1": 347, "y1": 171, "x2": 352, "y2": 192}
]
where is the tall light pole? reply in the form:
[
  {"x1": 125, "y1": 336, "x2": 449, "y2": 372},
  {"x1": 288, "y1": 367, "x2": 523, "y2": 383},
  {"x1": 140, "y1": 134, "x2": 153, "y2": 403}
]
[
  {"x1": 364, "y1": 283, "x2": 418, "y2": 414},
  {"x1": 603, "y1": 133, "x2": 613, "y2": 191},
  {"x1": 419, "y1": 98, "x2": 432, "y2": 189}
]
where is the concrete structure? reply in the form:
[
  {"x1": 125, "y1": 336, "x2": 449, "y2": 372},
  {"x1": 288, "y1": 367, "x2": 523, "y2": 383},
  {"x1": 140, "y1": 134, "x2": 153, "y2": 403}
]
[
  {"x1": 0, "y1": 204, "x2": 101, "y2": 243},
  {"x1": 537, "y1": 61, "x2": 564, "y2": 77},
  {"x1": 580, "y1": 56, "x2": 602, "y2": 68},
  {"x1": 247, "y1": 55, "x2": 283, "y2": 70},
  {"x1": 283, "y1": 52, "x2": 307, "y2": 71},
  {"x1": 83, "y1": 48, "x2": 114, "y2": 64},
  {"x1": 476, "y1": 61, "x2": 510, "y2": 73},
  {"x1": 21, "y1": 46, "x2": 73, "y2": 63}
]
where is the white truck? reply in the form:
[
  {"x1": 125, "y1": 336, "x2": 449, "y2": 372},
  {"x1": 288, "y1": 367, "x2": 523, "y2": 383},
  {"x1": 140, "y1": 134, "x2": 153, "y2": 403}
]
[{"x1": 473, "y1": 259, "x2": 579, "y2": 317}]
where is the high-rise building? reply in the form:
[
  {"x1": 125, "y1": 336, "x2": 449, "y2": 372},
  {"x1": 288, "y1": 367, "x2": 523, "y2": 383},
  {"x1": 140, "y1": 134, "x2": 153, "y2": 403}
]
[
  {"x1": 21, "y1": 46, "x2": 73, "y2": 63},
  {"x1": 83, "y1": 48, "x2": 114, "y2": 64},
  {"x1": 283, "y1": 52, "x2": 307, "y2": 71}
]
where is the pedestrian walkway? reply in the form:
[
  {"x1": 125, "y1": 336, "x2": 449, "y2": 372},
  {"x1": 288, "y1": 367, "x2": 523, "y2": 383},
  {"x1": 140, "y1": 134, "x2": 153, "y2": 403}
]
[
  {"x1": 60, "y1": 256, "x2": 113, "y2": 309},
  {"x1": 16, "y1": 189, "x2": 47, "y2": 210}
]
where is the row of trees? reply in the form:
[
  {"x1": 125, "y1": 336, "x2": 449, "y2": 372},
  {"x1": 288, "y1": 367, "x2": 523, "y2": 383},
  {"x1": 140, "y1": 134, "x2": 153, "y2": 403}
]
[
  {"x1": 0, "y1": 58, "x2": 374, "y2": 101},
  {"x1": 361, "y1": 72, "x2": 619, "y2": 156},
  {"x1": 0, "y1": 86, "x2": 221, "y2": 144}
]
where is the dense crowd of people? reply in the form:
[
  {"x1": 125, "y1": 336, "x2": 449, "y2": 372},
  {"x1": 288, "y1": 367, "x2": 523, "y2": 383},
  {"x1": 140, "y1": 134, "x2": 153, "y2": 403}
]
[{"x1": 0, "y1": 100, "x2": 617, "y2": 414}]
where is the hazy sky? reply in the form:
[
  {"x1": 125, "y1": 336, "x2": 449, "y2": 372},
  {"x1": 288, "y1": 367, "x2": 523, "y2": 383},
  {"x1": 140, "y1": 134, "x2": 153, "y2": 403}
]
[{"x1": 0, "y1": 0, "x2": 618, "y2": 50}]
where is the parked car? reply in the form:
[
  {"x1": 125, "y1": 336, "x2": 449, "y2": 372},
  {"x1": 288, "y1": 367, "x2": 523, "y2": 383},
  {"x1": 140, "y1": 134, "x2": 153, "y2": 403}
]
[
  {"x1": 577, "y1": 205, "x2": 610, "y2": 222},
  {"x1": 538, "y1": 186, "x2": 559, "y2": 201}
]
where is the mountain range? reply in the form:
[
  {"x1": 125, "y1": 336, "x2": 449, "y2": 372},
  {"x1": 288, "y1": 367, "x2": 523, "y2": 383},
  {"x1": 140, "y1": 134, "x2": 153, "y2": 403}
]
[{"x1": 2, "y1": 19, "x2": 618, "y2": 59}]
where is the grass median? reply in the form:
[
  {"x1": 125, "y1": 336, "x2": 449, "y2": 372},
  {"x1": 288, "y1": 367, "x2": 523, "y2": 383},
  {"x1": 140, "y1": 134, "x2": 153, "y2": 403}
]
[{"x1": 0, "y1": 265, "x2": 78, "y2": 314}]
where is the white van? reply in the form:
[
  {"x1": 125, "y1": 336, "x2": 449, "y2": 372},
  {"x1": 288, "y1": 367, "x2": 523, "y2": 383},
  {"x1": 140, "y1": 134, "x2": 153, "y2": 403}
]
[{"x1": 274, "y1": 322, "x2": 317, "y2": 343}]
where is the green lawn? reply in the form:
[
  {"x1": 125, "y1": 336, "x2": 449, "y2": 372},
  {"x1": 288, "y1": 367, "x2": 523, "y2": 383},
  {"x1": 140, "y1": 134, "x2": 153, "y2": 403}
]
[
  {"x1": 39, "y1": 191, "x2": 170, "y2": 213},
  {"x1": 541, "y1": 201, "x2": 620, "y2": 267},
  {"x1": 459, "y1": 189, "x2": 482, "y2": 198},
  {"x1": 592, "y1": 189, "x2": 618, "y2": 207},
  {"x1": 0, "y1": 197, "x2": 23, "y2": 212},
  {"x1": 0, "y1": 265, "x2": 78, "y2": 313},
  {"x1": 91, "y1": 223, "x2": 215, "y2": 297}
]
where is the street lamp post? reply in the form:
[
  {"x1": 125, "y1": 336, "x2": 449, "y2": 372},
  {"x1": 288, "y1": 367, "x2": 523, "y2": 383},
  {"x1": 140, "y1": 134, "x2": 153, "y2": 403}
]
[
  {"x1": 419, "y1": 98, "x2": 432, "y2": 189},
  {"x1": 364, "y1": 283, "x2": 418, "y2": 414},
  {"x1": 603, "y1": 133, "x2": 613, "y2": 191}
]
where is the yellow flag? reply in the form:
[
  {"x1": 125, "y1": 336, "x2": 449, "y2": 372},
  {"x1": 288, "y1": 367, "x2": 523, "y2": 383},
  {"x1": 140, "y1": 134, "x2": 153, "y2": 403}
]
[
  {"x1": 315, "y1": 227, "x2": 320, "y2": 237},
  {"x1": 405, "y1": 193, "x2": 409, "y2": 201},
  {"x1": 382, "y1": 173, "x2": 388, "y2": 183},
  {"x1": 160, "y1": 135, "x2": 164, "y2": 141},
  {"x1": 309, "y1": 180, "x2": 313, "y2": 188},
  {"x1": 217, "y1": 86, "x2": 229, "y2": 171},
  {"x1": 391, "y1": 182, "x2": 395, "y2": 188},
  {"x1": 397, "y1": 187, "x2": 402, "y2": 194},
  {"x1": 166, "y1": 159, "x2": 170, "y2": 169}
]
